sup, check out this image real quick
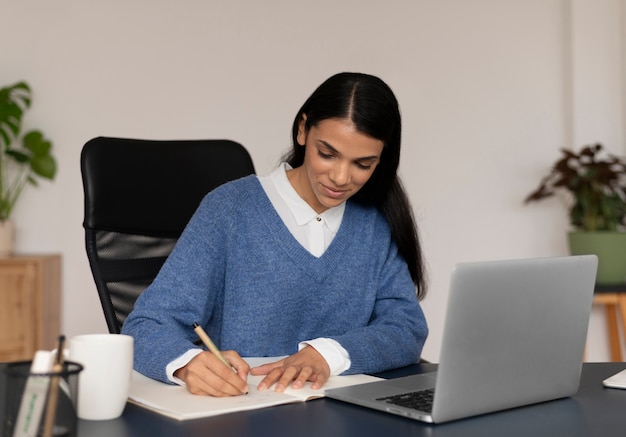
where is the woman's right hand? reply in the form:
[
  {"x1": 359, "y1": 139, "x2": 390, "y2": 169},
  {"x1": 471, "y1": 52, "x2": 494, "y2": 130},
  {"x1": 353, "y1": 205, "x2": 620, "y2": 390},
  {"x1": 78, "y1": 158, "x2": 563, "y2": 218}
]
[{"x1": 174, "y1": 350, "x2": 249, "y2": 397}]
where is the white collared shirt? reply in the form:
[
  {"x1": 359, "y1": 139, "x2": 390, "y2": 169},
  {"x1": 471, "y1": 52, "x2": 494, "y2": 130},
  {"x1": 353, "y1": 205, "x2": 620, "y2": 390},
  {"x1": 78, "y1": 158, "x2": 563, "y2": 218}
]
[{"x1": 259, "y1": 162, "x2": 345, "y2": 258}]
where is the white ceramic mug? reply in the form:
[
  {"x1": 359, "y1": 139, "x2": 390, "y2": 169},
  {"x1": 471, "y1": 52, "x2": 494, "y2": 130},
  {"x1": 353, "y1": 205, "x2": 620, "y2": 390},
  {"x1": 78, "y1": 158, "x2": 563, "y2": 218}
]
[{"x1": 67, "y1": 334, "x2": 134, "y2": 420}]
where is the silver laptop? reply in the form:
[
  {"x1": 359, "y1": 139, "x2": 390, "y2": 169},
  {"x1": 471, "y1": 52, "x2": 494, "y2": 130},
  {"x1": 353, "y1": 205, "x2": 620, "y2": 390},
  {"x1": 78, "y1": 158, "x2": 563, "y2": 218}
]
[{"x1": 326, "y1": 255, "x2": 598, "y2": 423}]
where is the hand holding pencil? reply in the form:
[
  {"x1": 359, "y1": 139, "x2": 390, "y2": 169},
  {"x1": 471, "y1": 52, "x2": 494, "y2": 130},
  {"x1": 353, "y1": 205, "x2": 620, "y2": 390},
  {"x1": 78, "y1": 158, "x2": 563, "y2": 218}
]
[{"x1": 173, "y1": 323, "x2": 249, "y2": 397}]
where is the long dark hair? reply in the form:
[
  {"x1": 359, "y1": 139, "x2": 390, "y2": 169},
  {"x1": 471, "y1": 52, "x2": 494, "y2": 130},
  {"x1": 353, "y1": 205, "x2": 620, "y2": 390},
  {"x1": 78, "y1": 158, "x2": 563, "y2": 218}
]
[{"x1": 282, "y1": 72, "x2": 426, "y2": 299}]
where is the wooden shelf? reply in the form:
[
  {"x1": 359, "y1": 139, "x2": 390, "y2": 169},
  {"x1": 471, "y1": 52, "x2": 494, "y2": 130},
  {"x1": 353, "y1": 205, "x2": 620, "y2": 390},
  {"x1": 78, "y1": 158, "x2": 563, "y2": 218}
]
[{"x1": 0, "y1": 254, "x2": 61, "y2": 361}]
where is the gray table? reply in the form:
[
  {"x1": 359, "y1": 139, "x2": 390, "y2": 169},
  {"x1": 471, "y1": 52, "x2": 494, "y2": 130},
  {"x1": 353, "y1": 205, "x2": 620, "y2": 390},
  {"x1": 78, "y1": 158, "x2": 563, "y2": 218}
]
[{"x1": 73, "y1": 362, "x2": 626, "y2": 437}]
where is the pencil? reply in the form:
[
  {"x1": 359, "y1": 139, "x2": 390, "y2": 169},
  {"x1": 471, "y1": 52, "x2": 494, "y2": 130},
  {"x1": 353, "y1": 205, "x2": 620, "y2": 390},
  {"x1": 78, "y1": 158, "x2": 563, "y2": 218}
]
[
  {"x1": 42, "y1": 335, "x2": 65, "y2": 437},
  {"x1": 192, "y1": 322, "x2": 233, "y2": 370}
]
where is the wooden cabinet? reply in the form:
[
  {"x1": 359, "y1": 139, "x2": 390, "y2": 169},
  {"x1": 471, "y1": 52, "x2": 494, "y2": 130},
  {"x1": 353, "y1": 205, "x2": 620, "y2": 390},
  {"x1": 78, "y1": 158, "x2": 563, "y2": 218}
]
[{"x1": 0, "y1": 254, "x2": 61, "y2": 361}]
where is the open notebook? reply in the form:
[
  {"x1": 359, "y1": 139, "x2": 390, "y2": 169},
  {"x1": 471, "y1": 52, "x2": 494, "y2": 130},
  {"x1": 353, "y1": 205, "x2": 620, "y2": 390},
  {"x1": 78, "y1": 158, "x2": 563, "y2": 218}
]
[{"x1": 128, "y1": 357, "x2": 382, "y2": 420}]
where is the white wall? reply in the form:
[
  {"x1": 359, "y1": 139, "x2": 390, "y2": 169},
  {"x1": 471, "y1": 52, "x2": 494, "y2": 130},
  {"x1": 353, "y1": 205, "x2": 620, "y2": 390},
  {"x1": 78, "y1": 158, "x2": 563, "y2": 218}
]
[{"x1": 1, "y1": 0, "x2": 624, "y2": 362}]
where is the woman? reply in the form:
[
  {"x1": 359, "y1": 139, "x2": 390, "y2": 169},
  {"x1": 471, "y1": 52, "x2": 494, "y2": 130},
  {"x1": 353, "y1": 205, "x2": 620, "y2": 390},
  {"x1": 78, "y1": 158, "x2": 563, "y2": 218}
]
[{"x1": 122, "y1": 72, "x2": 428, "y2": 397}]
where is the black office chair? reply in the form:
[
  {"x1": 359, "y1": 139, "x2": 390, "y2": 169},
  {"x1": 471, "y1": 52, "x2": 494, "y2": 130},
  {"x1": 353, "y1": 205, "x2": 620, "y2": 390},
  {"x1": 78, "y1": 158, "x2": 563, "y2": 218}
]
[{"x1": 81, "y1": 137, "x2": 255, "y2": 333}]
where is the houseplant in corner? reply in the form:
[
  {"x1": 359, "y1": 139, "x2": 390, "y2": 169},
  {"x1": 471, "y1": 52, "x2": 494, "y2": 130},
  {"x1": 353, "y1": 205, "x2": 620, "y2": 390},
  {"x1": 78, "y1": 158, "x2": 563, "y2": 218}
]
[
  {"x1": 525, "y1": 143, "x2": 626, "y2": 284},
  {"x1": 0, "y1": 81, "x2": 57, "y2": 255}
]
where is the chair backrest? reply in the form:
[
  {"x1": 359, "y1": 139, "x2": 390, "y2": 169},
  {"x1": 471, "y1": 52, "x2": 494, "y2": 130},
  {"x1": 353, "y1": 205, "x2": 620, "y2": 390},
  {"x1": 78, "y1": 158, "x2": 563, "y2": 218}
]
[{"x1": 81, "y1": 137, "x2": 255, "y2": 333}]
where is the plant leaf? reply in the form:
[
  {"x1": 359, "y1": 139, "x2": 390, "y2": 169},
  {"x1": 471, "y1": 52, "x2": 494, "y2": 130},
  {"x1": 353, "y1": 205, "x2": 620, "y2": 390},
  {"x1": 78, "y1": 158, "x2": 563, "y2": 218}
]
[
  {"x1": 23, "y1": 130, "x2": 52, "y2": 157},
  {"x1": 0, "y1": 82, "x2": 32, "y2": 149},
  {"x1": 30, "y1": 154, "x2": 56, "y2": 179},
  {"x1": 5, "y1": 149, "x2": 30, "y2": 163},
  {"x1": 525, "y1": 143, "x2": 626, "y2": 231}
]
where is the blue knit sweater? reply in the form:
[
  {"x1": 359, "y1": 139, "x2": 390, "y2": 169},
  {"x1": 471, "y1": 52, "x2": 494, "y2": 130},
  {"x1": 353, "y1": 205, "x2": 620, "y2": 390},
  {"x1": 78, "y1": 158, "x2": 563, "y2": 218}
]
[{"x1": 121, "y1": 175, "x2": 428, "y2": 383}]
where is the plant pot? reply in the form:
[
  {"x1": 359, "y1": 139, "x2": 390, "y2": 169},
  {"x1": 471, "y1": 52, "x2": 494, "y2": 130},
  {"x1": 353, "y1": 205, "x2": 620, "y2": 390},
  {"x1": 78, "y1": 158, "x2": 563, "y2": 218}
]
[
  {"x1": 0, "y1": 219, "x2": 14, "y2": 256},
  {"x1": 568, "y1": 231, "x2": 626, "y2": 285}
]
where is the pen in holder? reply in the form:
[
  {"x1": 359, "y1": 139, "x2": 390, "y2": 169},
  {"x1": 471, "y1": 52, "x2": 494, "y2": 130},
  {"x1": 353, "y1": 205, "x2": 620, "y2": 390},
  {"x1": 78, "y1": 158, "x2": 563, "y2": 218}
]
[{"x1": 1, "y1": 359, "x2": 83, "y2": 437}]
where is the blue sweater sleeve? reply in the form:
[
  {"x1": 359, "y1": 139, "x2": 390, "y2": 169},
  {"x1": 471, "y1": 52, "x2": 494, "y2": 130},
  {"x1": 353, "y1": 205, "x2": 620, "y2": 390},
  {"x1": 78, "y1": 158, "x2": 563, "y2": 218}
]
[{"x1": 329, "y1": 235, "x2": 428, "y2": 374}]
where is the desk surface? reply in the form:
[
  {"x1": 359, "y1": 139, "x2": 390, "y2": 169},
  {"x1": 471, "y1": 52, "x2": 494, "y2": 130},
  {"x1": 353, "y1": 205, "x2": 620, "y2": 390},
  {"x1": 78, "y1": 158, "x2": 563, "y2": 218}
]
[{"x1": 77, "y1": 362, "x2": 626, "y2": 437}]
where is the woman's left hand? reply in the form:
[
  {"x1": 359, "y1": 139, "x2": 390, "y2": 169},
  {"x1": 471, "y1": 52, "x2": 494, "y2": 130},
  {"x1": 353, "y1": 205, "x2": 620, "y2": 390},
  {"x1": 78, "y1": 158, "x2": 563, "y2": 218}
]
[{"x1": 250, "y1": 346, "x2": 330, "y2": 392}]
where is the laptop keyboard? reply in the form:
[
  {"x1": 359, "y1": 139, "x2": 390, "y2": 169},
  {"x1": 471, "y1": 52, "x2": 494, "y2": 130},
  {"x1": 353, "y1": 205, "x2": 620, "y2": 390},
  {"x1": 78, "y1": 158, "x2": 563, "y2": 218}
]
[{"x1": 376, "y1": 388, "x2": 435, "y2": 413}]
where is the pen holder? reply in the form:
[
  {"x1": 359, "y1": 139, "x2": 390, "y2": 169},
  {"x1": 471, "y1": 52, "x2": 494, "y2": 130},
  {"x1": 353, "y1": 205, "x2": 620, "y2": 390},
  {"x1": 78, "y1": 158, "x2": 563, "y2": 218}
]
[{"x1": 2, "y1": 360, "x2": 83, "y2": 437}]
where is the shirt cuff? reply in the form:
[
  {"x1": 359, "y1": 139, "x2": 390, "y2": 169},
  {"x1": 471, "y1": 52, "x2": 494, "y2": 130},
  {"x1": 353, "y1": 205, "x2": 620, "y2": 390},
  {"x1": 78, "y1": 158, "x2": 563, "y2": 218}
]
[
  {"x1": 299, "y1": 338, "x2": 351, "y2": 375},
  {"x1": 165, "y1": 348, "x2": 203, "y2": 385}
]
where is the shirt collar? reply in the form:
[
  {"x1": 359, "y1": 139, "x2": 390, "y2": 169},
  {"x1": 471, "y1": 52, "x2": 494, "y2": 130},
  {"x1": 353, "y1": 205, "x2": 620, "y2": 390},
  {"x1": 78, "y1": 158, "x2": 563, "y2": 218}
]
[{"x1": 270, "y1": 163, "x2": 345, "y2": 231}]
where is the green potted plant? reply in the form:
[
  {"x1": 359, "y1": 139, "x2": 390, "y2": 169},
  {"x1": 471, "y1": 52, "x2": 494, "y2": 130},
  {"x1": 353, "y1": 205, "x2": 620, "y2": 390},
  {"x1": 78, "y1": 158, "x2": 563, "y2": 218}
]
[
  {"x1": 525, "y1": 143, "x2": 626, "y2": 284},
  {"x1": 0, "y1": 81, "x2": 57, "y2": 255}
]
